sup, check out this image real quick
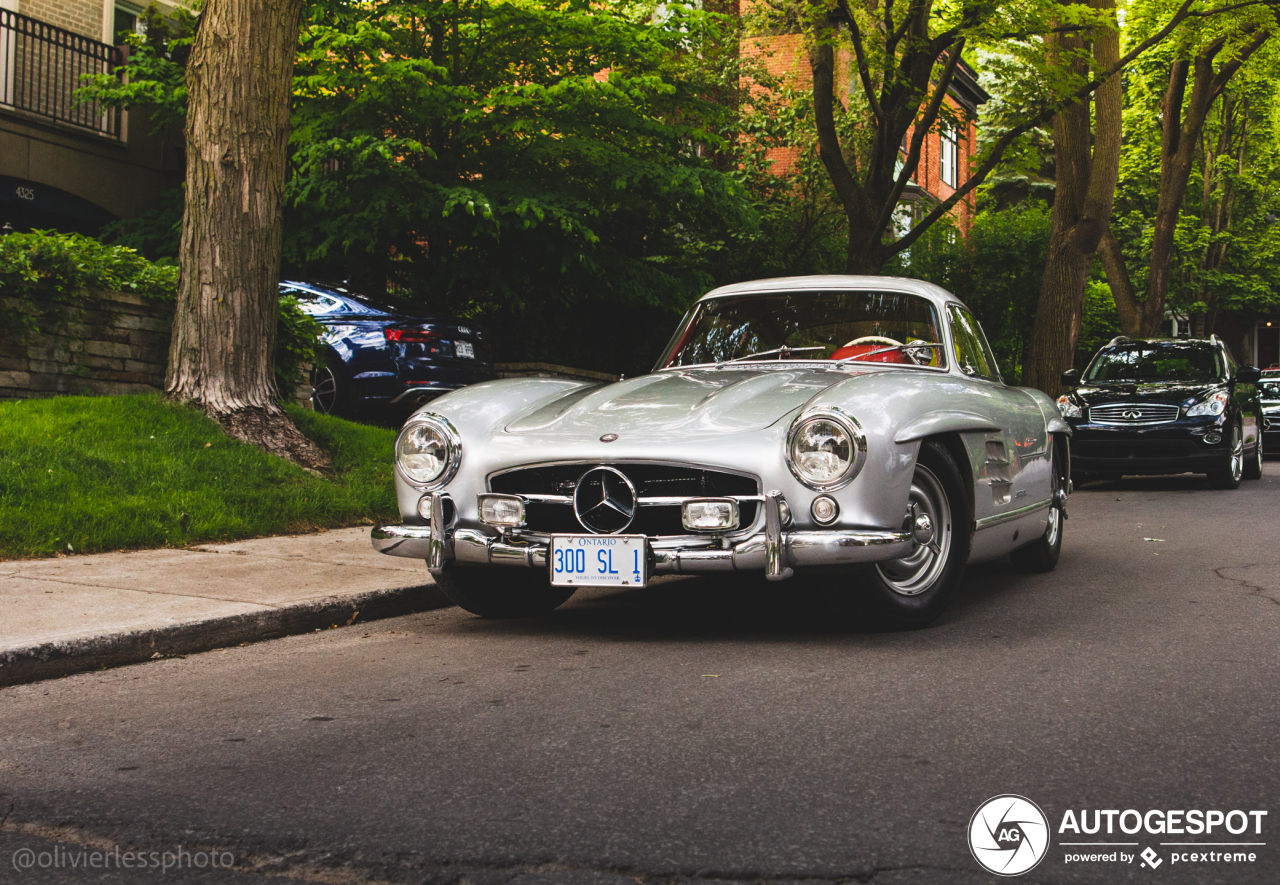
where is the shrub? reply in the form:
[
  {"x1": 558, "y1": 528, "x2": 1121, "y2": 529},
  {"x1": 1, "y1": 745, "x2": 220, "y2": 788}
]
[{"x1": 0, "y1": 230, "x2": 320, "y2": 400}]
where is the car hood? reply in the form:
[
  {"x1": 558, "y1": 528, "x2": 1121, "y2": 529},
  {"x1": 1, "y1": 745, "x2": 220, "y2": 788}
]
[
  {"x1": 1074, "y1": 381, "x2": 1222, "y2": 406},
  {"x1": 505, "y1": 366, "x2": 858, "y2": 436}
]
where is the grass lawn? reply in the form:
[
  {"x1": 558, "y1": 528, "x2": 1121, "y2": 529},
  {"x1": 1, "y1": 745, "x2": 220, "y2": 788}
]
[{"x1": 0, "y1": 393, "x2": 399, "y2": 559}]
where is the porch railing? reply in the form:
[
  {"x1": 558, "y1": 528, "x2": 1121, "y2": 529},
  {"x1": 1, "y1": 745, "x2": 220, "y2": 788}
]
[{"x1": 0, "y1": 9, "x2": 122, "y2": 139}]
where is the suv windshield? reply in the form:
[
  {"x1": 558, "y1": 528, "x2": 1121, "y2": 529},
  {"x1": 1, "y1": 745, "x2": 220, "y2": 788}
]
[
  {"x1": 1085, "y1": 342, "x2": 1225, "y2": 383},
  {"x1": 659, "y1": 290, "x2": 946, "y2": 369}
]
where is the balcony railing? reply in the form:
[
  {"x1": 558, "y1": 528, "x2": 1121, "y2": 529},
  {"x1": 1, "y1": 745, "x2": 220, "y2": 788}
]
[{"x1": 0, "y1": 9, "x2": 122, "y2": 139}]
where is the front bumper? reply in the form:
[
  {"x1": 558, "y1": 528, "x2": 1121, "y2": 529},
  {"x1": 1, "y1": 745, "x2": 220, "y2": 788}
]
[
  {"x1": 1068, "y1": 419, "x2": 1228, "y2": 475},
  {"x1": 372, "y1": 493, "x2": 913, "y2": 582}
]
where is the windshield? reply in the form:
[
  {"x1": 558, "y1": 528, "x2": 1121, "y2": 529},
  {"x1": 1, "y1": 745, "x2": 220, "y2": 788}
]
[
  {"x1": 659, "y1": 290, "x2": 947, "y2": 369},
  {"x1": 1260, "y1": 378, "x2": 1280, "y2": 400},
  {"x1": 1084, "y1": 343, "x2": 1225, "y2": 383}
]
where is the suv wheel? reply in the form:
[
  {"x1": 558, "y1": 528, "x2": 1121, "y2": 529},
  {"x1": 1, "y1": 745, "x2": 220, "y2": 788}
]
[
  {"x1": 1243, "y1": 430, "x2": 1263, "y2": 480},
  {"x1": 1209, "y1": 422, "x2": 1243, "y2": 489}
]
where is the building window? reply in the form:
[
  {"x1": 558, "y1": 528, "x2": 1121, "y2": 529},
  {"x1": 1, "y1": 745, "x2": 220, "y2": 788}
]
[
  {"x1": 939, "y1": 122, "x2": 958, "y2": 188},
  {"x1": 114, "y1": 5, "x2": 146, "y2": 45}
]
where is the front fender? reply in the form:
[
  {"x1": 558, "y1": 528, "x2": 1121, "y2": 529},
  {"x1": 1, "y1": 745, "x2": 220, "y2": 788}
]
[{"x1": 892, "y1": 410, "x2": 1003, "y2": 443}]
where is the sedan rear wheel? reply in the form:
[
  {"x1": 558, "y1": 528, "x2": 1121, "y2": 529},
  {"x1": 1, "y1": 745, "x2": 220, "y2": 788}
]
[
  {"x1": 310, "y1": 357, "x2": 350, "y2": 417},
  {"x1": 821, "y1": 440, "x2": 971, "y2": 630}
]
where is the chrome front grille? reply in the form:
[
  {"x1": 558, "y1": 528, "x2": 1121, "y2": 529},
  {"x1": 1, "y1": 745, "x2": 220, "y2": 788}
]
[
  {"x1": 1089, "y1": 402, "x2": 1181, "y2": 426},
  {"x1": 489, "y1": 463, "x2": 761, "y2": 537}
]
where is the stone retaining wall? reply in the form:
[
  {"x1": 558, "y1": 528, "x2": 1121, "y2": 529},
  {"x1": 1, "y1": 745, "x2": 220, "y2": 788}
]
[{"x1": 0, "y1": 289, "x2": 172, "y2": 400}]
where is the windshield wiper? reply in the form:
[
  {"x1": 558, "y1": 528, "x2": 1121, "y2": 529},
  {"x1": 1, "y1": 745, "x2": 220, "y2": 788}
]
[
  {"x1": 716, "y1": 345, "x2": 827, "y2": 367},
  {"x1": 836, "y1": 342, "x2": 944, "y2": 366}
]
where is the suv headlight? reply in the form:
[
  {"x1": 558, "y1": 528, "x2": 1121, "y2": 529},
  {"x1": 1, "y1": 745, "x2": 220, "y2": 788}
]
[
  {"x1": 395, "y1": 414, "x2": 461, "y2": 487},
  {"x1": 1186, "y1": 391, "x2": 1229, "y2": 417},
  {"x1": 1056, "y1": 395, "x2": 1083, "y2": 418},
  {"x1": 786, "y1": 408, "x2": 867, "y2": 490}
]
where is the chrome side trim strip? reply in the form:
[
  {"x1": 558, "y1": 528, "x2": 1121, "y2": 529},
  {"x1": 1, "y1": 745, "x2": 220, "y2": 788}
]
[{"x1": 975, "y1": 498, "x2": 1053, "y2": 530}]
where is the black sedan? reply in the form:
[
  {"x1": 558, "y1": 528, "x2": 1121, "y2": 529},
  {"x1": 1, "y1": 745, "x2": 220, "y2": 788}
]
[
  {"x1": 281, "y1": 281, "x2": 498, "y2": 417},
  {"x1": 1058, "y1": 336, "x2": 1263, "y2": 488}
]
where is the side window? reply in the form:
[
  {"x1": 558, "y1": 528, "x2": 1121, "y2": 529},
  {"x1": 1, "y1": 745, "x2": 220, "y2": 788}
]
[
  {"x1": 947, "y1": 305, "x2": 1001, "y2": 382},
  {"x1": 283, "y1": 286, "x2": 342, "y2": 316}
]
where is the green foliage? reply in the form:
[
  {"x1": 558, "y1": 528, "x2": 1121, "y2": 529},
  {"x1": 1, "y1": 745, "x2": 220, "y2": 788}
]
[
  {"x1": 0, "y1": 231, "x2": 178, "y2": 340},
  {"x1": 276, "y1": 295, "x2": 324, "y2": 400},
  {"x1": 0, "y1": 394, "x2": 397, "y2": 559},
  {"x1": 75, "y1": 2, "x2": 196, "y2": 134},
  {"x1": 0, "y1": 231, "x2": 323, "y2": 399},
  {"x1": 285, "y1": 0, "x2": 755, "y2": 346}
]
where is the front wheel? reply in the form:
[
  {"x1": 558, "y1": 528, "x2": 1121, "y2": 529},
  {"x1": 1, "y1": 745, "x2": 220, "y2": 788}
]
[
  {"x1": 1208, "y1": 422, "x2": 1243, "y2": 489},
  {"x1": 1010, "y1": 439, "x2": 1066, "y2": 573},
  {"x1": 1243, "y1": 431, "x2": 1263, "y2": 480},
  {"x1": 433, "y1": 563, "x2": 576, "y2": 618},
  {"x1": 821, "y1": 440, "x2": 971, "y2": 630}
]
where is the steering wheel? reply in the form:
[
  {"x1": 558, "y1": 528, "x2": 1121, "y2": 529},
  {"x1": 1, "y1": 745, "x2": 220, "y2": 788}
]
[{"x1": 843, "y1": 335, "x2": 903, "y2": 348}]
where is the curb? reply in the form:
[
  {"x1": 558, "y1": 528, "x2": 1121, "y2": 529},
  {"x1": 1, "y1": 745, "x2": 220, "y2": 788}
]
[{"x1": 0, "y1": 584, "x2": 451, "y2": 688}]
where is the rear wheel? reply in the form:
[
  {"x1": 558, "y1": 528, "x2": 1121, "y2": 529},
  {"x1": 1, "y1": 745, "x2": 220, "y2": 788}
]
[
  {"x1": 1208, "y1": 421, "x2": 1243, "y2": 489},
  {"x1": 433, "y1": 563, "x2": 576, "y2": 618},
  {"x1": 1010, "y1": 439, "x2": 1066, "y2": 573},
  {"x1": 821, "y1": 440, "x2": 971, "y2": 630},
  {"x1": 310, "y1": 355, "x2": 351, "y2": 417},
  {"x1": 1243, "y1": 431, "x2": 1263, "y2": 480}
]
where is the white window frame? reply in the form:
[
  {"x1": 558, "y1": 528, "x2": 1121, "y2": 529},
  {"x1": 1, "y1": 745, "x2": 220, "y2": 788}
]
[{"x1": 939, "y1": 121, "x2": 958, "y2": 189}]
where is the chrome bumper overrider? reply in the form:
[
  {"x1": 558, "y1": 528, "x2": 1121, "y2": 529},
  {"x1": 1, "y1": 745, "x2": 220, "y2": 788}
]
[{"x1": 371, "y1": 493, "x2": 913, "y2": 581}]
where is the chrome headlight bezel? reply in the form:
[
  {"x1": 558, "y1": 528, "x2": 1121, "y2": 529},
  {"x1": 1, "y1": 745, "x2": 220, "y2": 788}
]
[
  {"x1": 394, "y1": 413, "x2": 462, "y2": 490},
  {"x1": 1186, "y1": 390, "x2": 1229, "y2": 418},
  {"x1": 1056, "y1": 394, "x2": 1083, "y2": 418},
  {"x1": 785, "y1": 407, "x2": 868, "y2": 491}
]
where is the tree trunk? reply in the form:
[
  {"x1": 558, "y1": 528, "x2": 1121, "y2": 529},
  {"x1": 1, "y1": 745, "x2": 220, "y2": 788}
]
[
  {"x1": 1023, "y1": 0, "x2": 1122, "y2": 397},
  {"x1": 1102, "y1": 31, "x2": 1269, "y2": 339},
  {"x1": 168, "y1": 0, "x2": 327, "y2": 470}
]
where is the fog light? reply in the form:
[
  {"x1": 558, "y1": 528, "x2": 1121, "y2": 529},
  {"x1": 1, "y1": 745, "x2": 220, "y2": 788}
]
[
  {"x1": 478, "y1": 494, "x2": 525, "y2": 527},
  {"x1": 682, "y1": 498, "x2": 739, "y2": 532},
  {"x1": 778, "y1": 499, "x2": 792, "y2": 526},
  {"x1": 417, "y1": 495, "x2": 433, "y2": 520},
  {"x1": 1204, "y1": 431, "x2": 1223, "y2": 445},
  {"x1": 811, "y1": 495, "x2": 839, "y2": 525}
]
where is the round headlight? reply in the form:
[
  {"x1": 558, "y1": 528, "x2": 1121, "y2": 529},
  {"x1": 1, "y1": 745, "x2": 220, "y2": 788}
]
[
  {"x1": 787, "y1": 410, "x2": 866, "y2": 490},
  {"x1": 395, "y1": 416, "x2": 460, "y2": 487}
]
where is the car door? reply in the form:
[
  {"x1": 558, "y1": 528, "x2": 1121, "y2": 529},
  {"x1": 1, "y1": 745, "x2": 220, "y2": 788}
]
[{"x1": 947, "y1": 304, "x2": 1052, "y2": 521}]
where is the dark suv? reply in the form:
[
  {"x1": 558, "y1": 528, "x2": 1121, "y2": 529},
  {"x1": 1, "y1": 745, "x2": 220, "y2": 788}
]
[
  {"x1": 1058, "y1": 336, "x2": 1264, "y2": 488},
  {"x1": 1263, "y1": 368, "x2": 1280, "y2": 454}
]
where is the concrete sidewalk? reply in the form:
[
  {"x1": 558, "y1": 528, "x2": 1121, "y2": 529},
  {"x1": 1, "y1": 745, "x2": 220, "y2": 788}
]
[{"x1": 0, "y1": 528, "x2": 447, "y2": 687}]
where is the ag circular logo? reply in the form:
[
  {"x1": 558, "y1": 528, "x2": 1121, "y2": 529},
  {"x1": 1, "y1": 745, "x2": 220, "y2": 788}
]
[{"x1": 968, "y1": 794, "x2": 1050, "y2": 876}]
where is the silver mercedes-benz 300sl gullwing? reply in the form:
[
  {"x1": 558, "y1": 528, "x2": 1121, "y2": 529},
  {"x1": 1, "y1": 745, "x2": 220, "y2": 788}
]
[{"x1": 371, "y1": 275, "x2": 1071, "y2": 628}]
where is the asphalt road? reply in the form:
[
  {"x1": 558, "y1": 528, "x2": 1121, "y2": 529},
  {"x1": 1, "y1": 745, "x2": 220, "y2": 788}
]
[{"x1": 3, "y1": 464, "x2": 1279, "y2": 885}]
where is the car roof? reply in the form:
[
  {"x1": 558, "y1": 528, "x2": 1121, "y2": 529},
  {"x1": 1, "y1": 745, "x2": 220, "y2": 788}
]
[{"x1": 697, "y1": 275, "x2": 965, "y2": 308}]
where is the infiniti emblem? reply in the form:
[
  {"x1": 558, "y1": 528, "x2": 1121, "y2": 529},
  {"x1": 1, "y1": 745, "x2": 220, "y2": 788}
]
[
  {"x1": 600, "y1": 434, "x2": 619, "y2": 443},
  {"x1": 572, "y1": 466, "x2": 637, "y2": 534},
  {"x1": 1123, "y1": 409, "x2": 1143, "y2": 419}
]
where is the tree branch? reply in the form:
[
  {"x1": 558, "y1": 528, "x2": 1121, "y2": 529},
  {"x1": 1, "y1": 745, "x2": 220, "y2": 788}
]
[{"x1": 838, "y1": 0, "x2": 885, "y2": 121}]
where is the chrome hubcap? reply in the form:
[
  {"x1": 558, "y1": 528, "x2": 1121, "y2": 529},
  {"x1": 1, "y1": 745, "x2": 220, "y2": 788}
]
[
  {"x1": 312, "y1": 366, "x2": 338, "y2": 414},
  {"x1": 878, "y1": 464, "x2": 951, "y2": 597},
  {"x1": 1230, "y1": 425, "x2": 1243, "y2": 481},
  {"x1": 1045, "y1": 464, "x2": 1063, "y2": 548}
]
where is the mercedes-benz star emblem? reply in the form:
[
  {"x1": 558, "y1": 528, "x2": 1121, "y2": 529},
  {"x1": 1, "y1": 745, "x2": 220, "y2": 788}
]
[
  {"x1": 572, "y1": 466, "x2": 637, "y2": 534},
  {"x1": 600, "y1": 434, "x2": 619, "y2": 443}
]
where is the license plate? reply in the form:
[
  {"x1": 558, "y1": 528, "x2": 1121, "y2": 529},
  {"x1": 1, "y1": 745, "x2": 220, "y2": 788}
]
[
  {"x1": 455, "y1": 341, "x2": 474, "y2": 359},
  {"x1": 550, "y1": 535, "x2": 647, "y2": 587}
]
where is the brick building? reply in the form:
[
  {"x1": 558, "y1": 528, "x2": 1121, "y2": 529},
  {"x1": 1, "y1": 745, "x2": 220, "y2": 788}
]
[
  {"x1": 0, "y1": 0, "x2": 187, "y2": 234},
  {"x1": 742, "y1": 22, "x2": 989, "y2": 235}
]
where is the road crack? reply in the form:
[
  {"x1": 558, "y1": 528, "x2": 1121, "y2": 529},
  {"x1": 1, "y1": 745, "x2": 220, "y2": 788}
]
[{"x1": 1213, "y1": 564, "x2": 1280, "y2": 606}]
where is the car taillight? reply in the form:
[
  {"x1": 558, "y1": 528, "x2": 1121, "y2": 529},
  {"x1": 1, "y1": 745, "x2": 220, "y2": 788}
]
[{"x1": 385, "y1": 328, "x2": 439, "y2": 343}]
